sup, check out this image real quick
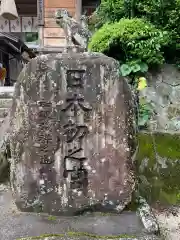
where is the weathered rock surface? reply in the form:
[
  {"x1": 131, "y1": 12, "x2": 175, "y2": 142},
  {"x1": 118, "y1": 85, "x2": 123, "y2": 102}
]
[
  {"x1": 0, "y1": 87, "x2": 14, "y2": 182},
  {"x1": 9, "y1": 52, "x2": 136, "y2": 215},
  {"x1": 137, "y1": 197, "x2": 159, "y2": 234}
]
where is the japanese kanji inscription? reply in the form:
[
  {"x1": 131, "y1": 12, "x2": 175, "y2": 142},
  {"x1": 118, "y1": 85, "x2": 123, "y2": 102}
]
[{"x1": 62, "y1": 69, "x2": 92, "y2": 190}]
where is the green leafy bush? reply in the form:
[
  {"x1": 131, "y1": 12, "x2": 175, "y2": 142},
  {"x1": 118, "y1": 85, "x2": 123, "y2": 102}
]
[
  {"x1": 91, "y1": 0, "x2": 180, "y2": 63},
  {"x1": 95, "y1": 0, "x2": 138, "y2": 27},
  {"x1": 138, "y1": 98, "x2": 154, "y2": 129},
  {"x1": 88, "y1": 18, "x2": 170, "y2": 69},
  {"x1": 135, "y1": 0, "x2": 174, "y2": 28},
  {"x1": 95, "y1": 0, "x2": 180, "y2": 32},
  {"x1": 95, "y1": 0, "x2": 125, "y2": 25},
  {"x1": 167, "y1": 0, "x2": 180, "y2": 34},
  {"x1": 135, "y1": 0, "x2": 180, "y2": 58}
]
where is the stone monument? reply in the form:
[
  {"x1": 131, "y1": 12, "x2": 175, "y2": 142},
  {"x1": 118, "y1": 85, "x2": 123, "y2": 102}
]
[
  {"x1": 0, "y1": 10, "x2": 161, "y2": 239},
  {"x1": 9, "y1": 52, "x2": 136, "y2": 215}
]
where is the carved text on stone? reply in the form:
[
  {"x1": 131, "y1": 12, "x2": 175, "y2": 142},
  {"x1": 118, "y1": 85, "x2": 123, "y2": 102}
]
[{"x1": 62, "y1": 69, "x2": 92, "y2": 190}]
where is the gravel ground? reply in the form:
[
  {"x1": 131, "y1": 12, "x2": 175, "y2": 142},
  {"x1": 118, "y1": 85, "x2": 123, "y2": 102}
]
[{"x1": 153, "y1": 207, "x2": 180, "y2": 240}]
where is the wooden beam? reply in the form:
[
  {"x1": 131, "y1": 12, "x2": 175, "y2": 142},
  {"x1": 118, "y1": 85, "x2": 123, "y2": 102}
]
[
  {"x1": 15, "y1": 0, "x2": 37, "y2": 4},
  {"x1": 16, "y1": 5, "x2": 37, "y2": 15}
]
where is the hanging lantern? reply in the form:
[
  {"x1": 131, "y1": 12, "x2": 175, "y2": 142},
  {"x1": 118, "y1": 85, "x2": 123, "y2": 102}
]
[{"x1": 0, "y1": 0, "x2": 18, "y2": 20}]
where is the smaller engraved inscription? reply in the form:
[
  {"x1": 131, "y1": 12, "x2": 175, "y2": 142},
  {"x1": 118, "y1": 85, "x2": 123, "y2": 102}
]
[{"x1": 31, "y1": 101, "x2": 54, "y2": 164}]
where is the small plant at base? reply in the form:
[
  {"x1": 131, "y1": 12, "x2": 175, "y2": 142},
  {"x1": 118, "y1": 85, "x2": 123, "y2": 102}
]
[{"x1": 47, "y1": 215, "x2": 57, "y2": 221}]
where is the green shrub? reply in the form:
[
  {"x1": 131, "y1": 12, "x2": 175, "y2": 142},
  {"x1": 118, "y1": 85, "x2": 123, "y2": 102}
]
[
  {"x1": 92, "y1": 0, "x2": 137, "y2": 29},
  {"x1": 167, "y1": 0, "x2": 180, "y2": 34},
  {"x1": 95, "y1": 0, "x2": 125, "y2": 25},
  {"x1": 135, "y1": 0, "x2": 175, "y2": 28},
  {"x1": 95, "y1": 0, "x2": 180, "y2": 32},
  {"x1": 88, "y1": 18, "x2": 170, "y2": 67}
]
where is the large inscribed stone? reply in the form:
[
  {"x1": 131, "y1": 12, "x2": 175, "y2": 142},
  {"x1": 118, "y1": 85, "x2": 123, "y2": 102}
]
[{"x1": 9, "y1": 52, "x2": 136, "y2": 215}]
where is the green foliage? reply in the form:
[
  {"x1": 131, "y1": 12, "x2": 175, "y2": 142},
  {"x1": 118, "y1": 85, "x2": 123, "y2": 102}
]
[
  {"x1": 91, "y1": 0, "x2": 180, "y2": 65},
  {"x1": 120, "y1": 61, "x2": 148, "y2": 76},
  {"x1": 95, "y1": 0, "x2": 137, "y2": 27},
  {"x1": 135, "y1": 0, "x2": 175, "y2": 28},
  {"x1": 95, "y1": 0, "x2": 180, "y2": 32},
  {"x1": 138, "y1": 98, "x2": 153, "y2": 129},
  {"x1": 135, "y1": 0, "x2": 180, "y2": 61},
  {"x1": 95, "y1": 0, "x2": 124, "y2": 26},
  {"x1": 135, "y1": 0, "x2": 180, "y2": 38},
  {"x1": 88, "y1": 18, "x2": 170, "y2": 68},
  {"x1": 167, "y1": 0, "x2": 180, "y2": 35}
]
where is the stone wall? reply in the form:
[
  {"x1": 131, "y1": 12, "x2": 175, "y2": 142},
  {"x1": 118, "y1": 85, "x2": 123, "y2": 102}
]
[
  {"x1": 136, "y1": 64, "x2": 180, "y2": 206},
  {"x1": 141, "y1": 64, "x2": 180, "y2": 132}
]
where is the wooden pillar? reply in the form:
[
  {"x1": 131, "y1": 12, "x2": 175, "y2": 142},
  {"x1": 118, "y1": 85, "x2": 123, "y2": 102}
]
[{"x1": 37, "y1": 0, "x2": 45, "y2": 47}]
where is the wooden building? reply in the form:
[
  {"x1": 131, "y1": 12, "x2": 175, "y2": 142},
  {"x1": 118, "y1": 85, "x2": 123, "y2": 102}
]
[
  {"x1": 0, "y1": 0, "x2": 38, "y2": 85},
  {"x1": 0, "y1": 0, "x2": 99, "y2": 49},
  {"x1": 0, "y1": 0, "x2": 99, "y2": 85}
]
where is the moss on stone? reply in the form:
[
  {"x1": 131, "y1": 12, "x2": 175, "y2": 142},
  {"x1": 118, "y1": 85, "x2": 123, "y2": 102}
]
[
  {"x1": 16, "y1": 231, "x2": 136, "y2": 240},
  {"x1": 136, "y1": 132, "x2": 180, "y2": 205},
  {"x1": 154, "y1": 133, "x2": 180, "y2": 159},
  {"x1": 47, "y1": 215, "x2": 57, "y2": 221}
]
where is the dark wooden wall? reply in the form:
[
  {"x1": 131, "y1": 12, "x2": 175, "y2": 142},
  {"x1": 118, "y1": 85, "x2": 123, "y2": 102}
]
[{"x1": 15, "y1": 0, "x2": 37, "y2": 16}]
